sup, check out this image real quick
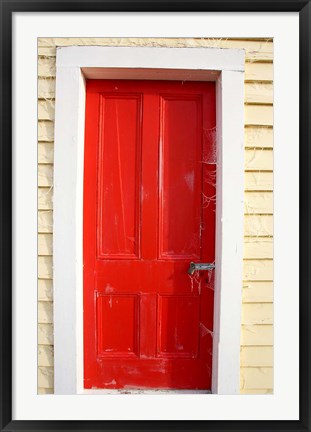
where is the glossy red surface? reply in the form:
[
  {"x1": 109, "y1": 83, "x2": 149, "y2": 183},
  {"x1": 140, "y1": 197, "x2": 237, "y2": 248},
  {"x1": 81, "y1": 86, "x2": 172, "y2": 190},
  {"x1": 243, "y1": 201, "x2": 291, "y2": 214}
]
[{"x1": 84, "y1": 80, "x2": 216, "y2": 390}]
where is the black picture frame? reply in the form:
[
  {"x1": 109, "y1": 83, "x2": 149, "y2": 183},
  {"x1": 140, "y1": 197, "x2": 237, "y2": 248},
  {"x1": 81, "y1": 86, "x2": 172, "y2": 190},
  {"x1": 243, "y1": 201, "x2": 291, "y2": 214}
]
[{"x1": 1, "y1": 1, "x2": 309, "y2": 431}]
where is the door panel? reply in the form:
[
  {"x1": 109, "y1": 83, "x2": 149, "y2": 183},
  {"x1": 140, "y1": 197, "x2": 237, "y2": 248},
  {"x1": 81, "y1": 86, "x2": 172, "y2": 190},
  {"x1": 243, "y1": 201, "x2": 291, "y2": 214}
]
[
  {"x1": 84, "y1": 80, "x2": 216, "y2": 390},
  {"x1": 159, "y1": 95, "x2": 202, "y2": 260},
  {"x1": 157, "y1": 295, "x2": 200, "y2": 358},
  {"x1": 96, "y1": 294, "x2": 140, "y2": 357},
  {"x1": 97, "y1": 94, "x2": 142, "y2": 259}
]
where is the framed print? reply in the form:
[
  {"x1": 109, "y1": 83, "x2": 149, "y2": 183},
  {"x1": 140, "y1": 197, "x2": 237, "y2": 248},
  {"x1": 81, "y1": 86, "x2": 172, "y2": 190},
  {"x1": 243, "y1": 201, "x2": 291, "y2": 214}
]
[{"x1": 1, "y1": 0, "x2": 309, "y2": 430}]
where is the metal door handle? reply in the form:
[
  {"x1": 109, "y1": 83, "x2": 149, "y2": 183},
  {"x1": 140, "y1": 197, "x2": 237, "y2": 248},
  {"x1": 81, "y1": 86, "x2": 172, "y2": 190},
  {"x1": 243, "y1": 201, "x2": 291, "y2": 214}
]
[{"x1": 188, "y1": 262, "x2": 215, "y2": 275}]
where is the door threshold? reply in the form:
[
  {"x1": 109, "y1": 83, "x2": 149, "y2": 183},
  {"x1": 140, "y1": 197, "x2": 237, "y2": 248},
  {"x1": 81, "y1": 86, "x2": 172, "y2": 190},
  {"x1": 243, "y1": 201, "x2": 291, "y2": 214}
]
[{"x1": 81, "y1": 389, "x2": 211, "y2": 395}]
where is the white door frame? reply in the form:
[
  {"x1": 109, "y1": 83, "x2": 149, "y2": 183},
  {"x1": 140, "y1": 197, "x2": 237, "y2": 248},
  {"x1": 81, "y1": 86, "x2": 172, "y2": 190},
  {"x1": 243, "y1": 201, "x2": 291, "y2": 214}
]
[{"x1": 53, "y1": 46, "x2": 245, "y2": 395}]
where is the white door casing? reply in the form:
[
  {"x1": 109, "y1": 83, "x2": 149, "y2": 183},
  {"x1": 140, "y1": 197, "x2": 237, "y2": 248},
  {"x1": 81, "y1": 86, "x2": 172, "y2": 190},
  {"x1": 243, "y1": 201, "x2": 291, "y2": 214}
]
[{"x1": 53, "y1": 46, "x2": 245, "y2": 395}]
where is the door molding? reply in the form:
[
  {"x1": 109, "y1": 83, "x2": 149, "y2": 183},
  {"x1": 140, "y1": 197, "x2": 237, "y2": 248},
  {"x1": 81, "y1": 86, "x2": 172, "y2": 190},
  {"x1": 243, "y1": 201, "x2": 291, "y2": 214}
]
[{"x1": 53, "y1": 46, "x2": 245, "y2": 394}]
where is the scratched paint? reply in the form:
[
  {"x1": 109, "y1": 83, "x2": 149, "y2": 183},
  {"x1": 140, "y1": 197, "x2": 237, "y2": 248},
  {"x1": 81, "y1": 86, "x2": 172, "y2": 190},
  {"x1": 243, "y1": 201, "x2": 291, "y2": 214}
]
[{"x1": 184, "y1": 171, "x2": 195, "y2": 192}]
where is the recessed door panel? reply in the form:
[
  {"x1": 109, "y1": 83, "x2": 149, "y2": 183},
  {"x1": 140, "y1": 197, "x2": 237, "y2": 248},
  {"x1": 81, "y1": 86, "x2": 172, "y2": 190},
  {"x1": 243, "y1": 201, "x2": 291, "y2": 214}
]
[
  {"x1": 97, "y1": 95, "x2": 142, "y2": 259},
  {"x1": 159, "y1": 95, "x2": 203, "y2": 260},
  {"x1": 157, "y1": 295, "x2": 200, "y2": 358},
  {"x1": 96, "y1": 294, "x2": 139, "y2": 357}
]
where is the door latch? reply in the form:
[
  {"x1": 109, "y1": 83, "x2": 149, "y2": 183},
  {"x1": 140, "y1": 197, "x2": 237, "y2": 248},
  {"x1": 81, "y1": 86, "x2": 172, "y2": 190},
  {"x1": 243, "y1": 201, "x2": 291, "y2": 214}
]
[{"x1": 188, "y1": 262, "x2": 215, "y2": 275}]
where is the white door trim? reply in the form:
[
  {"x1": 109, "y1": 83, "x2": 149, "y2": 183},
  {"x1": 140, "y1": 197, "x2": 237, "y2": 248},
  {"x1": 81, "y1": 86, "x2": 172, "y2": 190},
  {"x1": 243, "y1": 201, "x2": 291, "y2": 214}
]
[{"x1": 53, "y1": 46, "x2": 245, "y2": 395}]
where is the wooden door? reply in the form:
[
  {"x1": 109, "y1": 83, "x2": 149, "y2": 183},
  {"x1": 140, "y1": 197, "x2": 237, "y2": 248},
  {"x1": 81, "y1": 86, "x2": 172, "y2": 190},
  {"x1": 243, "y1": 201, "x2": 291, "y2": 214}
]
[{"x1": 83, "y1": 80, "x2": 216, "y2": 390}]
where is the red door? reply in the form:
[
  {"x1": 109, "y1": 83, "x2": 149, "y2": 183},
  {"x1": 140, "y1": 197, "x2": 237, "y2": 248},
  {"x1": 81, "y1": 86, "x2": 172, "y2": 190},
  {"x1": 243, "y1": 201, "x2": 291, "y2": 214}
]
[{"x1": 83, "y1": 80, "x2": 216, "y2": 390}]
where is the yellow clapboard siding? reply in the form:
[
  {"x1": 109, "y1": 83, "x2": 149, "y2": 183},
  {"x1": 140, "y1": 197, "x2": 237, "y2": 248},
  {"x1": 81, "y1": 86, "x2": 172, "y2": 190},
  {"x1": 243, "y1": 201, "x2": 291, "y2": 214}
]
[
  {"x1": 243, "y1": 259, "x2": 273, "y2": 281},
  {"x1": 221, "y1": 40, "x2": 273, "y2": 61},
  {"x1": 244, "y1": 192, "x2": 273, "y2": 214},
  {"x1": 38, "y1": 143, "x2": 54, "y2": 163},
  {"x1": 38, "y1": 38, "x2": 273, "y2": 61},
  {"x1": 243, "y1": 281, "x2": 273, "y2": 303},
  {"x1": 245, "y1": 83, "x2": 273, "y2": 104},
  {"x1": 244, "y1": 238, "x2": 273, "y2": 259},
  {"x1": 38, "y1": 366, "x2": 54, "y2": 389},
  {"x1": 245, "y1": 105, "x2": 273, "y2": 126},
  {"x1": 38, "y1": 323, "x2": 54, "y2": 345},
  {"x1": 245, "y1": 62, "x2": 273, "y2": 82},
  {"x1": 245, "y1": 149, "x2": 273, "y2": 171},
  {"x1": 38, "y1": 122, "x2": 54, "y2": 142},
  {"x1": 38, "y1": 233, "x2": 53, "y2": 256},
  {"x1": 38, "y1": 164, "x2": 53, "y2": 187},
  {"x1": 38, "y1": 78, "x2": 55, "y2": 99},
  {"x1": 241, "y1": 346, "x2": 273, "y2": 367},
  {"x1": 38, "y1": 57, "x2": 56, "y2": 77},
  {"x1": 240, "y1": 388, "x2": 273, "y2": 394},
  {"x1": 38, "y1": 387, "x2": 54, "y2": 394},
  {"x1": 245, "y1": 172, "x2": 273, "y2": 191},
  {"x1": 240, "y1": 367, "x2": 273, "y2": 390},
  {"x1": 242, "y1": 303, "x2": 273, "y2": 325},
  {"x1": 37, "y1": 38, "x2": 273, "y2": 61},
  {"x1": 37, "y1": 36, "x2": 188, "y2": 46},
  {"x1": 38, "y1": 256, "x2": 53, "y2": 279},
  {"x1": 38, "y1": 187, "x2": 53, "y2": 210},
  {"x1": 38, "y1": 99, "x2": 55, "y2": 120},
  {"x1": 244, "y1": 215, "x2": 273, "y2": 237},
  {"x1": 38, "y1": 345, "x2": 54, "y2": 366},
  {"x1": 38, "y1": 47, "x2": 57, "y2": 56},
  {"x1": 38, "y1": 301, "x2": 53, "y2": 323},
  {"x1": 37, "y1": 36, "x2": 119, "y2": 46},
  {"x1": 38, "y1": 279, "x2": 53, "y2": 301},
  {"x1": 38, "y1": 210, "x2": 53, "y2": 233},
  {"x1": 244, "y1": 126, "x2": 273, "y2": 148},
  {"x1": 241, "y1": 325, "x2": 273, "y2": 346}
]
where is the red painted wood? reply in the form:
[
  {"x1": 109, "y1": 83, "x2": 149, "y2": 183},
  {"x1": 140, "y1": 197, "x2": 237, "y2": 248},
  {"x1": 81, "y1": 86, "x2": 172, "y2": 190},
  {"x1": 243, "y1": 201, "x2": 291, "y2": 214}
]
[
  {"x1": 158, "y1": 295, "x2": 200, "y2": 358},
  {"x1": 84, "y1": 80, "x2": 216, "y2": 390},
  {"x1": 97, "y1": 95, "x2": 142, "y2": 259},
  {"x1": 97, "y1": 294, "x2": 139, "y2": 357},
  {"x1": 159, "y1": 95, "x2": 203, "y2": 260}
]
